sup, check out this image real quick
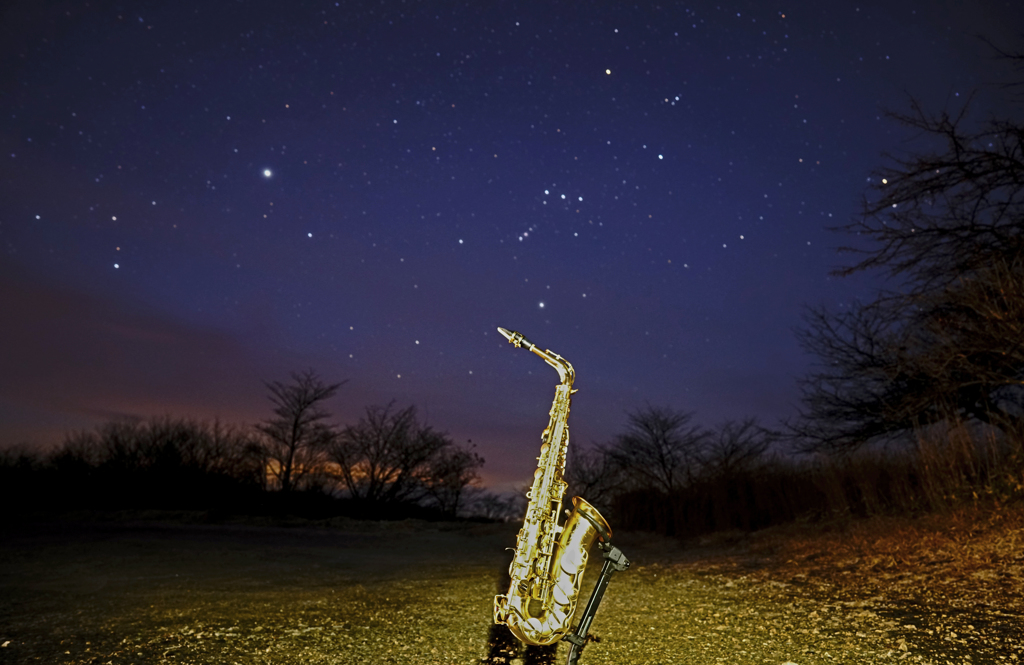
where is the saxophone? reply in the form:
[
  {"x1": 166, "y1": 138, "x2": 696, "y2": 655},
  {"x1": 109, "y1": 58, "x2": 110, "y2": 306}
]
[{"x1": 493, "y1": 327, "x2": 616, "y2": 647}]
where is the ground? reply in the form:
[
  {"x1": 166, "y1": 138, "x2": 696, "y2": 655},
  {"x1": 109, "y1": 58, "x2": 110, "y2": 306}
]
[{"x1": 0, "y1": 507, "x2": 1021, "y2": 664}]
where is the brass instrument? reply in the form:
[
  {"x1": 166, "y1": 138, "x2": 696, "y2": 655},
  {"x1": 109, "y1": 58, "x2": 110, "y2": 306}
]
[{"x1": 493, "y1": 327, "x2": 629, "y2": 664}]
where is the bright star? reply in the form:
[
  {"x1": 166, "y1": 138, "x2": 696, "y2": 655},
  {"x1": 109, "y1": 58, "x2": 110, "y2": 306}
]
[{"x1": 263, "y1": 168, "x2": 272, "y2": 178}]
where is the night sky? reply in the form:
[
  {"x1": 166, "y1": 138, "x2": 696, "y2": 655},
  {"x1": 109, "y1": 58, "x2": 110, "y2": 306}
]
[{"x1": 2, "y1": 1, "x2": 1022, "y2": 489}]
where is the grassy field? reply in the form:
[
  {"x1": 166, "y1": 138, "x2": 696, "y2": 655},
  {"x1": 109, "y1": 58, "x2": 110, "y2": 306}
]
[{"x1": 1, "y1": 511, "x2": 1022, "y2": 664}]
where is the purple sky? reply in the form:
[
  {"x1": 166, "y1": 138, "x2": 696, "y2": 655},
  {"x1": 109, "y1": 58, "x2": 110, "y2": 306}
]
[{"x1": 2, "y1": 1, "x2": 1022, "y2": 489}]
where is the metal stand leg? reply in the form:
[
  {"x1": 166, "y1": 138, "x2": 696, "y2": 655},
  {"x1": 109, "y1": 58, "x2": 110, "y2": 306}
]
[{"x1": 562, "y1": 542, "x2": 630, "y2": 665}]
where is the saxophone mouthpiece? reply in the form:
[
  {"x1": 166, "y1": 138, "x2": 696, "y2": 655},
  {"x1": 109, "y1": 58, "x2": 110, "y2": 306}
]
[{"x1": 497, "y1": 326, "x2": 532, "y2": 350}]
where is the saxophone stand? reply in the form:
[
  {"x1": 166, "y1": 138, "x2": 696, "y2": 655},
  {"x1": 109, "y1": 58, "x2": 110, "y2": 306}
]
[{"x1": 562, "y1": 542, "x2": 631, "y2": 665}]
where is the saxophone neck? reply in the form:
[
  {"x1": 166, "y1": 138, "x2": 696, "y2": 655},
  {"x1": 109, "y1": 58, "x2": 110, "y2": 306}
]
[
  {"x1": 497, "y1": 327, "x2": 576, "y2": 385},
  {"x1": 539, "y1": 350, "x2": 574, "y2": 386}
]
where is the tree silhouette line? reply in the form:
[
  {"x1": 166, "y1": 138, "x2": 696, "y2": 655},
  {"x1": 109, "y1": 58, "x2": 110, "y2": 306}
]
[
  {"x1": 561, "y1": 402, "x2": 1023, "y2": 539},
  {"x1": 0, "y1": 370, "x2": 487, "y2": 521}
]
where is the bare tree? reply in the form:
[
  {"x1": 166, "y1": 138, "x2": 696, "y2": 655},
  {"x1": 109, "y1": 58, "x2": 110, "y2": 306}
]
[
  {"x1": 256, "y1": 369, "x2": 345, "y2": 492},
  {"x1": 422, "y1": 442, "x2": 485, "y2": 516},
  {"x1": 600, "y1": 406, "x2": 711, "y2": 493},
  {"x1": 791, "y1": 92, "x2": 1024, "y2": 452},
  {"x1": 563, "y1": 443, "x2": 622, "y2": 513},
  {"x1": 329, "y1": 402, "x2": 459, "y2": 505},
  {"x1": 466, "y1": 489, "x2": 525, "y2": 521},
  {"x1": 702, "y1": 418, "x2": 773, "y2": 478},
  {"x1": 33, "y1": 417, "x2": 265, "y2": 511}
]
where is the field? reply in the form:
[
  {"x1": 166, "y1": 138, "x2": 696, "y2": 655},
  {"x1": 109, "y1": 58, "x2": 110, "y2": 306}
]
[{"x1": 1, "y1": 511, "x2": 1022, "y2": 664}]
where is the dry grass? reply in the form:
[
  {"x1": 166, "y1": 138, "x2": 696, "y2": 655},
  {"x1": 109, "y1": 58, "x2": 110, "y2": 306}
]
[
  {"x1": 1, "y1": 511, "x2": 1022, "y2": 664},
  {"x1": 654, "y1": 503, "x2": 1024, "y2": 663},
  {"x1": 676, "y1": 503, "x2": 1024, "y2": 605}
]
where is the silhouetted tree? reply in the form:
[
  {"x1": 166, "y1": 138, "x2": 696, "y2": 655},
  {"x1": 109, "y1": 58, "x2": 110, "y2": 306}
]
[
  {"x1": 53, "y1": 418, "x2": 258, "y2": 477},
  {"x1": 422, "y1": 441, "x2": 484, "y2": 515},
  {"x1": 466, "y1": 489, "x2": 525, "y2": 521},
  {"x1": 599, "y1": 406, "x2": 711, "y2": 493},
  {"x1": 791, "y1": 92, "x2": 1024, "y2": 452},
  {"x1": 564, "y1": 443, "x2": 623, "y2": 514},
  {"x1": 702, "y1": 418, "x2": 774, "y2": 479},
  {"x1": 256, "y1": 369, "x2": 345, "y2": 492},
  {"x1": 30, "y1": 417, "x2": 263, "y2": 510},
  {"x1": 329, "y1": 402, "x2": 478, "y2": 507},
  {"x1": 0, "y1": 444, "x2": 45, "y2": 511}
]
